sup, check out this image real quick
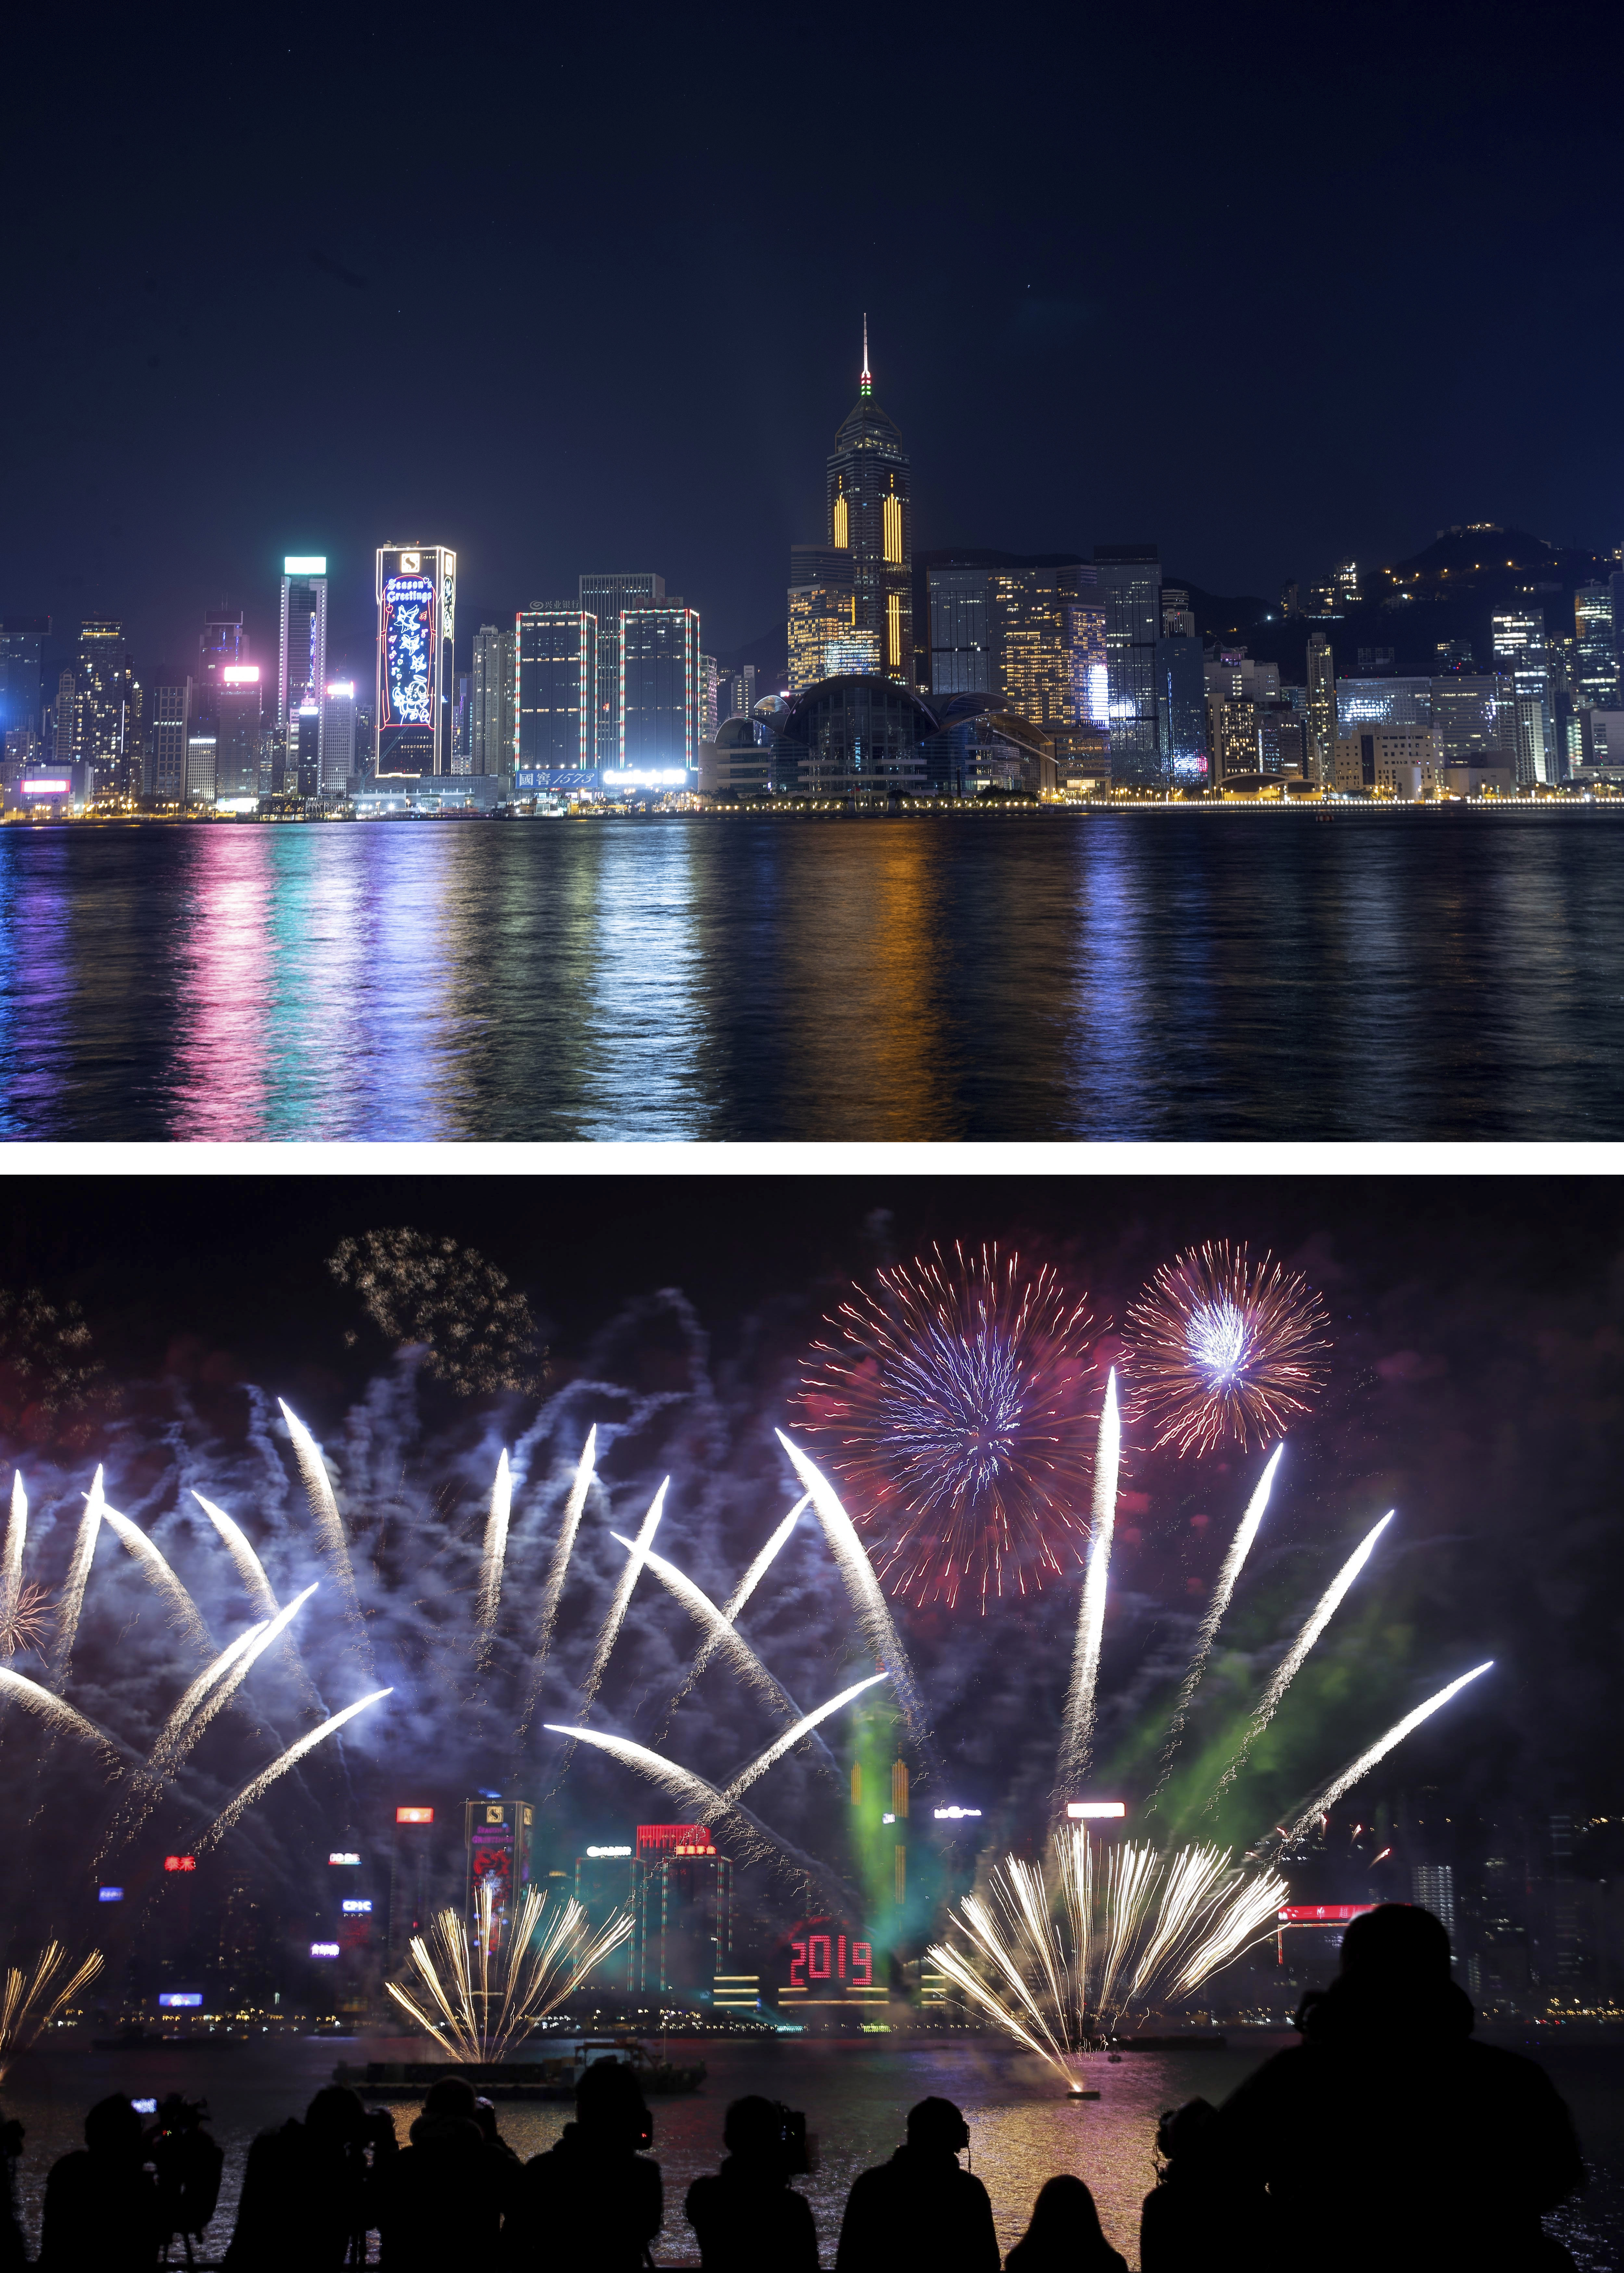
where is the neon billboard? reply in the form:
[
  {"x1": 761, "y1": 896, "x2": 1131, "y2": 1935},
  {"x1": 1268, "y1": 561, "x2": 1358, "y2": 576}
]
[
  {"x1": 222, "y1": 666, "x2": 260, "y2": 685},
  {"x1": 382, "y1": 575, "x2": 436, "y2": 726},
  {"x1": 285, "y1": 556, "x2": 327, "y2": 575},
  {"x1": 21, "y1": 778, "x2": 70, "y2": 795}
]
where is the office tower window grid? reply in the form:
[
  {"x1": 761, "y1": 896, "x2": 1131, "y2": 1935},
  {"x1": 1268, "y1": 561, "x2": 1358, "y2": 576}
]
[
  {"x1": 517, "y1": 610, "x2": 598, "y2": 772},
  {"x1": 618, "y1": 608, "x2": 700, "y2": 777}
]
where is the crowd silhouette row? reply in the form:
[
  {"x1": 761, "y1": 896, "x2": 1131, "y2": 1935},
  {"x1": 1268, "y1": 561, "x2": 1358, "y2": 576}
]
[{"x1": 0, "y1": 1908, "x2": 1590, "y2": 2272}]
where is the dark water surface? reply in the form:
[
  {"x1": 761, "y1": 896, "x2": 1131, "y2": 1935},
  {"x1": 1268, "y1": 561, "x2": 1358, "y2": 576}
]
[
  {"x1": 3, "y1": 2029, "x2": 1618, "y2": 2267},
  {"x1": 3, "y1": 810, "x2": 1623, "y2": 1142}
]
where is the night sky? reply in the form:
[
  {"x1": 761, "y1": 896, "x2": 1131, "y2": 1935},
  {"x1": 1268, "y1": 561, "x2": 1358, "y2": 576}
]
[
  {"x1": 5, "y1": 1173, "x2": 1620, "y2": 1832},
  {"x1": 7, "y1": 2, "x2": 1622, "y2": 677}
]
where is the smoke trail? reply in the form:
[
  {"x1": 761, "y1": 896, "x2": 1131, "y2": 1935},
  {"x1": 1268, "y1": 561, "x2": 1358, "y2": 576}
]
[
  {"x1": 50, "y1": 1468, "x2": 105, "y2": 1686},
  {"x1": 544, "y1": 1723, "x2": 864, "y2": 1917},
  {"x1": 514, "y1": 1430, "x2": 596, "y2": 1742},
  {"x1": 655, "y1": 1493, "x2": 810, "y2": 1739},
  {"x1": 611, "y1": 1533, "x2": 842, "y2": 1785},
  {"x1": 579, "y1": 1479, "x2": 666, "y2": 1714},
  {"x1": 278, "y1": 1402, "x2": 373, "y2": 1673},
  {"x1": 1210, "y1": 1510, "x2": 1393, "y2": 1802},
  {"x1": 1055, "y1": 1370, "x2": 1120, "y2": 1802},
  {"x1": 195, "y1": 1687, "x2": 393, "y2": 1850},
  {"x1": 723, "y1": 1673, "x2": 888, "y2": 1800},
  {"x1": 1280, "y1": 1662, "x2": 1494, "y2": 1842},
  {"x1": 476, "y1": 1450, "x2": 511, "y2": 1659},
  {"x1": 0, "y1": 1669, "x2": 126, "y2": 1776},
  {"x1": 3, "y1": 1476, "x2": 23, "y2": 1615},
  {"x1": 774, "y1": 1434, "x2": 935, "y2": 1770},
  {"x1": 101, "y1": 1505, "x2": 215, "y2": 1659},
  {"x1": 191, "y1": 1495, "x2": 280, "y2": 1620},
  {"x1": 1149, "y1": 1443, "x2": 1284, "y2": 1804}
]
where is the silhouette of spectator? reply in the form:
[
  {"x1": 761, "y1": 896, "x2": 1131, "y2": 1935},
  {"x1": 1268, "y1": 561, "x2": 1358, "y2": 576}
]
[
  {"x1": 145, "y1": 2095, "x2": 223, "y2": 2261},
  {"x1": 471, "y1": 2097, "x2": 521, "y2": 2166},
  {"x1": 39, "y1": 2096, "x2": 164, "y2": 2273},
  {"x1": 508, "y1": 2057, "x2": 662, "y2": 2272},
  {"x1": 1208, "y1": 1902, "x2": 1586, "y2": 2272},
  {"x1": 1006, "y1": 2174, "x2": 1127, "y2": 2272},
  {"x1": 0, "y1": 2111, "x2": 26, "y2": 2273},
  {"x1": 836, "y1": 2096, "x2": 999, "y2": 2273},
  {"x1": 226, "y1": 2084, "x2": 390, "y2": 2270},
  {"x1": 1139, "y1": 2098, "x2": 1252, "y2": 2273},
  {"x1": 374, "y1": 2074, "x2": 519, "y2": 2271},
  {"x1": 684, "y1": 2095, "x2": 818, "y2": 2272}
]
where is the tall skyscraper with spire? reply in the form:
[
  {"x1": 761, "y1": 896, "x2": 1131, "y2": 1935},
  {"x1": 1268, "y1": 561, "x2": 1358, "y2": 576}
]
[{"x1": 821, "y1": 318, "x2": 913, "y2": 687}]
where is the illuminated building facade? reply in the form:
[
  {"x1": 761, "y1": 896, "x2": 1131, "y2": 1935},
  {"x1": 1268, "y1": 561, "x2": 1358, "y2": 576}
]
[
  {"x1": 516, "y1": 608, "x2": 596, "y2": 773},
  {"x1": 375, "y1": 544, "x2": 456, "y2": 776},
  {"x1": 1574, "y1": 585, "x2": 1618, "y2": 711},
  {"x1": 0, "y1": 618, "x2": 48, "y2": 757},
  {"x1": 574, "y1": 1846, "x2": 636, "y2": 1991},
  {"x1": 471, "y1": 622, "x2": 517, "y2": 776},
  {"x1": 321, "y1": 681, "x2": 357, "y2": 794},
  {"x1": 146, "y1": 681, "x2": 191, "y2": 801},
  {"x1": 617, "y1": 607, "x2": 700, "y2": 786},
  {"x1": 215, "y1": 666, "x2": 264, "y2": 800},
  {"x1": 463, "y1": 1798, "x2": 535, "y2": 1947},
  {"x1": 1491, "y1": 611, "x2": 1555, "y2": 784},
  {"x1": 700, "y1": 654, "x2": 719, "y2": 741},
  {"x1": 766, "y1": 678, "x2": 1053, "y2": 801},
  {"x1": 185, "y1": 725, "x2": 217, "y2": 805},
  {"x1": 278, "y1": 558, "x2": 328, "y2": 779},
  {"x1": 1335, "y1": 676, "x2": 1432, "y2": 732},
  {"x1": 581, "y1": 573, "x2": 669, "y2": 769},
  {"x1": 632, "y1": 1824, "x2": 732, "y2": 1998},
  {"x1": 1093, "y1": 545, "x2": 1162, "y2": 784},
  {"x1": 1157, "y1": 632, "x2": 1208, "y2": 780},
  {"x1": 789, "y1": 581, "x2": 858, "y2": 691},
  {"x1": 75, "y1": 620, "x2": 131, "y2": 794},
  {"x1": 1429, "y1": 674, "x2": 1513, "y2": 771},
  {"x1": 1306, "y1": 632, "x2": 1335, "y2": 782},
  {"x1": 199, "y1": 605, "x2": 246, "y2": 697},
  {"x1": 820, "y1": 326, "x2": 913, "y2": 686}
]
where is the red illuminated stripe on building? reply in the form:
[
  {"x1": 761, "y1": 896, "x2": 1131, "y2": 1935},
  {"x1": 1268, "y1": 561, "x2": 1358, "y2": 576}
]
[
  {"x1": 1276, "y1": 1904, "x2": 1378, "y2": 1924},
  {"x1": 637, "y1": 1824, "x2": 716, "y2": 1855}
]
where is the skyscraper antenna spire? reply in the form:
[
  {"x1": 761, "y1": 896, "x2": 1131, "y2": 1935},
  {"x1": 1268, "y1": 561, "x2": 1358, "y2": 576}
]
[{"x1": 861, "y1": 314, "x2": 871, "y2": 398}]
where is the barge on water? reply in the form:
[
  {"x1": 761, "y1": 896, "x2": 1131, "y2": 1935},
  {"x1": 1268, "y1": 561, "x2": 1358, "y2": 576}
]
[{"x1": 333, "y1": 2037, "x2": 706, "y2": 2101}]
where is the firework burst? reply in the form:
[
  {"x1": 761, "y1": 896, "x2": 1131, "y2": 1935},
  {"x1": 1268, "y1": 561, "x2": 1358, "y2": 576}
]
[
  {"x1": 1124, "y1": 1242, "x2": 1330, "y2": 1456},
  {"x1": 387, "y1": 1881, "x2": 633, "y2": 2063},
  {"x1": 0, "y1": 1579, "x2": 51, "y2": 1658},
  {"x1": 798, "y1": 1244, "x2": 1097, "y2": 1610},
  {"x1": 0, "y1": 1944, "x2": 104, "y2": 2082}
]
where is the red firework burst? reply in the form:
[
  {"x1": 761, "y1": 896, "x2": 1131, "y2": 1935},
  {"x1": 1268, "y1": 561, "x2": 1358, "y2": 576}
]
[
  {"x1": 1123, "y1": 1242, "x2": 1330, "y2": 1455},
  {"x1": 796, "y1": 1244, "x2": 1098, "y2": 1612}
]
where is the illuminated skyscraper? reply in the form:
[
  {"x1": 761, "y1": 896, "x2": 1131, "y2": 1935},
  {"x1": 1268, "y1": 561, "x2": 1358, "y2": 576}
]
[
  {"x1": 70, "y1": 620, "x2": 130, "y2": 794},
  {"x1": 516, "y1": 608, "x2": 596, "y2": 773},
  {"x1": 699, "y1": 654, "x2": 719, "y2": 741},
  {"x1": 0, "y1": 618, "x2": 48, "y2": 755},
  {"x1": 470, "y1": 622, "x2": 517, "y2": 775},
  {"x1": 146, "y1": 681, "x2": 191, "y2": 802},
  {"x1": 375, "y1": 545, "x2": 456, "y2": 776},
  {"x1": 1306, "y1": 631, "x2": 1335, "y2": 782},
  {"x1": 279, "y1": 557, "x2": 329, "y2": 775},
  {"x1": 617, "y1": 607, "x2": 700, "y2": 785},
  {"x1": 631, "y1": 1824, "x2": 732, "y2": 1998},
  {"x1": 580, "y1": 573, "x2": 669, "y2": 768},
  {"x1": 1092, "y1": 546, "x2": 1162, "y2": 784},
  {"x1": 1574, "y1": 585, "x2": 1617, "y2": 710},
  {"x1": 215, "y1": 665, "x2": 264, "y2": 799},
  {"x1": 321, "y1": 680, "x2": 357, "y2": 794},
  {"x1": 1491, "y1": 611, "x2": 1554, "y2": 784},
  {"x1": 823, "y1": 321, "x2": 912, "y2": 686}
]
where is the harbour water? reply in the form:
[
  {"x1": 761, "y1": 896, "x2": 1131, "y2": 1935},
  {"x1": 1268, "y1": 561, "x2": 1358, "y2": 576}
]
[
  {"x1": 1, "y1": 2029, "x2": 1617, "y2": 2266},
  {"x1": 2, "y1": 809, "x2": 1622, "y2": 1143}
]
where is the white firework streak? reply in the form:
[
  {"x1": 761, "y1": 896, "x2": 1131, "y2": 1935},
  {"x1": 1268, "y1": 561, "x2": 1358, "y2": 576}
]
[
  {"x1": 2, "y1": 1475, "x2": 24, "y2": 1628},
  {"x1": 196, "y1": 1687, "x2": 393, "y2": 1850},
  {"x1": 656, "y1": 1493, "x2": 810, "y2": 1736},
  {"x1": 0, "y1": 1668, "x2": 126, "y2": 1777},
  {"x1": 51, "y1": 1466, "x2": 105, "y2": 1684},
  {"x1": 610, "y1": 1533, "x2": 841, "y2": 1784},
  {"x1": 476, "y1": 1450, "x2": 512, "y2": 1656},
  {"x1": 98, "y1": 1621, "x2": 270, "y2": 1859},
  {"x1": 516, "y1": 1430, "x2": 596, "y2": 1738},
  {"x1": 1056, "y1": 1371, "x2": 1121, "y2": 1800},
  {"x1": 774, "y1": 1434, "x2": 934, "y2": 1767},
  {"x1": 722, "y1": 1673, "x2": 889, "y2": 1801},
  {"x1": 101, "y1": 1505, "x2": 215, "y2": 1659},
  {"x1": 1211, "y1": 1510, "x2": 1394, "y2": 1801},
  {"x1": 545, "y1": 1724, "x2": 864, "y2": 1916},
  {"x1": 167, "y1": 1584, "x2": 321, "y2": 1762},
  {"x1": 1150, "y1": 1444, "x2": 1284, "y2": 1801},
  {"x1": 578, "y1": 1479, "x2": 666, "y2": 1714},
  {"x1": 1282, "y1": 1663, "x2": 1494, "y2": 1843},
  {"x1": 278, "y1": 1402, "x2": 372, "y2": 1671},
  {"x1": 191, "y1": 1495, "x2": 280, "y2": 1620}
]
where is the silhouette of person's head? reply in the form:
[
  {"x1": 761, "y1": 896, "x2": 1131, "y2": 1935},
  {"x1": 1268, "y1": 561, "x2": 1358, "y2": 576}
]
[
  {"x1": 470, "y1": 2099, "x2": 502, "y2": 2147},
  {"x1": 305, "y1": 2086, "x2": 368, "y2": 2145},
  {"x1": 1023, "y1": 2174, "x2": 1109, "y2": 2246},
  {"x1": 575, "y1": 2058, "x2": 652, "y2": 2151},
  {"x1": 1155, "y1": 2097, "x2": 1215, "y2": 2165},
  {"x1": 721, "y1": 2096, "x2": 786, "y2": 2166},
  {"x1": 85, "y1": 2098, "x2": 144, "y2": 2159},
  {"x1": 420, "y1": 2077, "x2": 478, "y2": 2125},
  {"x1": 1339, "y1": 1902, "x2": 1452, "y2": 1982},
  {"x1": 906, "y1": 2097, "x2": 970, "y2": 2156}
]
